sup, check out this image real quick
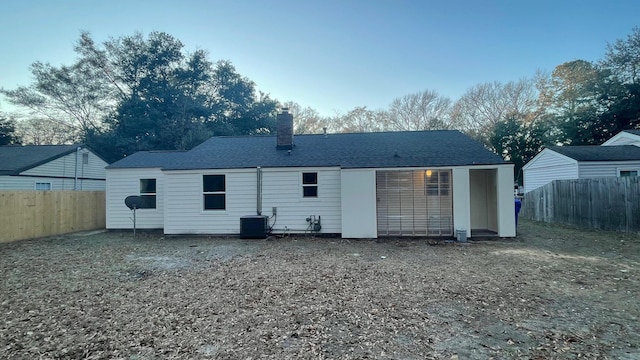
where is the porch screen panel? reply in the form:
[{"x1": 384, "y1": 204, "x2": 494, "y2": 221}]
[
  {"x1": 399, "y1": 171, "x2": 415, "y2": 235},
  {"x1": 413, "y1": 171, "x2": 428, "y2": 235},
  {"x1": 429, "y1": 170, "x2": 453, "y2": 236},
  {"x1": 375, "y1": 171, "x2": 389, "y2": 234},
  {"x1": 376, "y1": 170, "x2": 453, "y2": 236}
]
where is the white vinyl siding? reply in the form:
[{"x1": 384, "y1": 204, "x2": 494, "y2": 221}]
[
  {"x1": 10, "y1": 150, "x2": 108, "y2": 191},
  {"x1": 523, "y1": 149, "x2": 578, "y2": 193},
  {"x1": 578, "y1": 161, "x2": 640, "y2": 178},
  {"x1": 604, "y1": 137, "x2": 640, "y2": 146},
  {"x1": 602, "y1": 132, "x2": 640, "y2": 146},
  {"x1": 106, "y1": 168, "x2": 165, "y2": 229},
  {"x1": 0, "y1": 175, "x2": 105, "y2": 191},
  {"x1": 163, "y1": 167, "x2": 342, "y2": 235},
  {"x1": 263, "y1": 168, "x2": 341, "y2": 234},
  {"x1": 22, "y1": 150, "x2": 106, "y2": 178}
]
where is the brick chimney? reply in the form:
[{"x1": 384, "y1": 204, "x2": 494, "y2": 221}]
[{"x1": 276, "y1": 108, "x2": 294, "y2": 150}]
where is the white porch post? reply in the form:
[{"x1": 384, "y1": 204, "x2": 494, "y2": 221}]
[
  {"x1": 452, "y1": 167, "x2": 471, "y2": 237},
  {"x1": 497, "y1": 165, "x2": 516, "y2": 237}
]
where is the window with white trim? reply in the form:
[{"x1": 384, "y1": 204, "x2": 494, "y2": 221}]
[
  {"x1": 139, "y1": 179, "x2": 157, "y2": 209},
  {"x1": 302, "y1": 172, "x2": 318, "y2": 197},
  {"x1": 203, "y1": 175, "x2": 225, "y2": 210},
  {"x1": 35, "y1": 182, "x2": 52, "y2": 191}
]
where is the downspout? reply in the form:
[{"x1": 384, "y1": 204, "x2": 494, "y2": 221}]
[
  {"x1": 256, "y1": 167, "x2": 262, "y2": 215},
  {"x1": 74, "y1": 146, "x2": 81, "y2": 190}
]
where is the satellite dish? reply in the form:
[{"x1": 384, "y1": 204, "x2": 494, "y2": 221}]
[
  {"x1": 125, "y1": 195, "x2": 143, "y2": 210},
  {"x1": 124, "y1": 195, "x2": 143, "y2": 238}
]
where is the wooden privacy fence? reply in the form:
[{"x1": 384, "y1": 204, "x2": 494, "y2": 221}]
[
  {"x1": 521, "y1": 177, "x2": 640, "y2": 233},
  {"x1": 0, "y1": 191, "x2": 105, "y2": 242}
]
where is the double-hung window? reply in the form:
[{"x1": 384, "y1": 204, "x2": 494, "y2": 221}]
[
  {"x1": 302, "y1": 172, "x2": 318, "y2": 198},
  {"x1": 139, "y1": 179, "x2": 157, "y2": 209},
  {"x1": 203, "y1": 175, "x2": 226, "y2": 210}
]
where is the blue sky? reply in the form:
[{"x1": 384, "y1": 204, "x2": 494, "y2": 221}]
[{"x1": 1, "y1": 0, "x2": 639, "y2": 116}]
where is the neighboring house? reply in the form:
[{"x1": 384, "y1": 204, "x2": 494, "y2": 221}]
[
  {"x1": 522, "y1": 130, "x2": 640, "y2": 193},
  {"x1": 106, "y1": 110, "x2": 516, "y2": 239},
  {"x1": 0, "y1": 144, "x2": 108, "y2": 191},
  {"x1": 601, "y1": 129, "x2": 640, "y2": 146}
]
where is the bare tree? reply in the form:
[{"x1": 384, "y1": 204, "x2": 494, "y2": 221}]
[
  {"x1": 15, "y1": 117, "x2": 78, "y2": 145},
  {"x1": 1, "y1": 59, "x2": 115, "y2": 134},
  {"x1": 387, "y1": 90, "x2": 453, "y2": 130},
  {"x1": 332, "y1": 107, "x2": 389, "y2": 133},
  {"x1": 281, "y1": 101, "x2": 329, "y2": 134},
  {"x1": 451, "y1": 79, "x2": 538, "y2": 144}
]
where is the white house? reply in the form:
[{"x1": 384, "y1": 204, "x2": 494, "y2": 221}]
[
  {"x1": 522, "y1": 130, "x2": 640, "y2": 193},
  {"x1": 601, "y1": 129, "x2": 640, "y2": 146},
  {"x1": 0, "y1": 144, "x2": 108, "y2": 191},
  {"x1": 106, "y1": 110, "x2": 516, "y2": 239}
]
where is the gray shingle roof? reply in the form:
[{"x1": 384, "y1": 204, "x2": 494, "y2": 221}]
[
  {"x1": 105, "y1": 150, "x2": 188, "y2": 169},
  {"x1": 0, "y1": 144, "x2": 82, "y2": 175},
  {"x1": 549, "y1": 145, "x2": 640, "y2": 161},
  {"x1": 108, "y1": 130, "x2": 506, "y2": 170}
]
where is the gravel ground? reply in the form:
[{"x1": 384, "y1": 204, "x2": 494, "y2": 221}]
[{"x1": 1, "y1": 219, "x2": 639, "y2": 359}]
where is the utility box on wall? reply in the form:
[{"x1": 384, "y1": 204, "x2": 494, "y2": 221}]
[{"x1": 240, "y1": 215, "x2": 268, "y2": 239}]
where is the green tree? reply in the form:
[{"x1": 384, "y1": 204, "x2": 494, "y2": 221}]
[
  {"x1": 0, "y1": 115, "x2": 21, "y2": 145},
  {"x1": 538, "y1": 60, "x2": 604, "y2": 145},
  {"x1": 595, "y1": 82, "x2": 640, "y2": 138},
  {"x1": 489, "y1": 114, "x2": 551, "y2": 184},
  {"x1": 597, "y1": 28, "x2": 640, "y2": 138},
  {"x1": 208, "y1": 60, "x2": 278, "y2": 136},
  {"x1": 602, "y1": 27, "x2": 640, "y2": 85},
  {"x1": 3, "y1": 31, "x2": 279, "y2": 159},
  {"x1": 78, "y1": 32, "x2": 215, "y2": 159},
  {"x1": 75, "y1": 33, "x2": 277, "y2": 161}
]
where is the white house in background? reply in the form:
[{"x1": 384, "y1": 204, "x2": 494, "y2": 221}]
[
  {"x1": 601, "y1": 129, "x2": 640, "y2": 146},
  {"x1": 522, "y1": 130, "x2": 640, "y2": 193},
  {"x1": 0, "y1": 144, "x2": 108, "y2": 191},
  {"x1": 106, "y1": 110, "x2": 516, "y2": 239}
]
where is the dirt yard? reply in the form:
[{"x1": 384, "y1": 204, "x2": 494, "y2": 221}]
[{"x1": 0, "y1": 219, "x2": 638, "y2": 359}]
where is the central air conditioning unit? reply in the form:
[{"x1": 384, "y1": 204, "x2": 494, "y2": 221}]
[{"x1": 240, "y1": 215, "x2": 268, "y2": 239}]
